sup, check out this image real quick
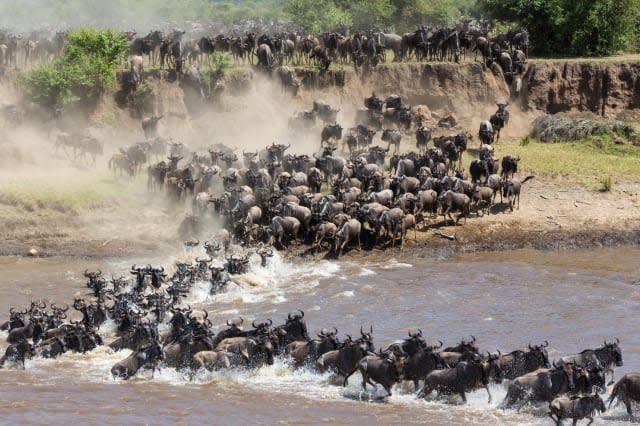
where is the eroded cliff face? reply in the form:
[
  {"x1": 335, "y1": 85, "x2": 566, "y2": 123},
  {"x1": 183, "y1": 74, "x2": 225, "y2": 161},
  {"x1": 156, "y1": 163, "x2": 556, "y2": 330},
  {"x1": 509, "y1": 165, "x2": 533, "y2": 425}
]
[
  {"x1": 296, "y1": 61, "x2": 640, "y2": 117},
  {"x1": 520, "y1": 62, "x2": 640, "y2": 116}
]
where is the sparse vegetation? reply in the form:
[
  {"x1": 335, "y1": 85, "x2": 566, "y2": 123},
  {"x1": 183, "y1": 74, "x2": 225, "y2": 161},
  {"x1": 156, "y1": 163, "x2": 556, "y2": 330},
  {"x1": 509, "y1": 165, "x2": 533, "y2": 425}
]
[
  {"x1": 481, "y1": 135, "x2": 640, "y2": 190},
  {"x1": 600, "y1": 175, "x2": 613, "y2": 192}
]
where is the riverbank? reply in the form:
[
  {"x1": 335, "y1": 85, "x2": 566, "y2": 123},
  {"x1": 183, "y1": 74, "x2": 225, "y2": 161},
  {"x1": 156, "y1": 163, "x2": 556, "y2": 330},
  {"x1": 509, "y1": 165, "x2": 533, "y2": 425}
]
[{"x1": 1, "y1": 173, "x2": 639, "y2": 259}]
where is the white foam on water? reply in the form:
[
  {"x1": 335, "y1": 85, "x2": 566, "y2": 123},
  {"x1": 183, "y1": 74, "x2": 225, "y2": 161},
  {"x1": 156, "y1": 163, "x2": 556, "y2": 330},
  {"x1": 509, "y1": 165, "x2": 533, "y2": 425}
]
[
  {"x1": 332, "y1": 290, "x2": 354, "y2": 298},
  {"x1": 358, "y1": 268, "x2": 376, "y2": 276}
]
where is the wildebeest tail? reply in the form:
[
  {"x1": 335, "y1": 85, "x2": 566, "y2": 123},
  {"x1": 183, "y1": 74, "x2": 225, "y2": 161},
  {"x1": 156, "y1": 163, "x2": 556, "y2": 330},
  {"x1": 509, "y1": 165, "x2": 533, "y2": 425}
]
[{"x1": 522, "y1": 175, "x2": 535, "y2": 184}]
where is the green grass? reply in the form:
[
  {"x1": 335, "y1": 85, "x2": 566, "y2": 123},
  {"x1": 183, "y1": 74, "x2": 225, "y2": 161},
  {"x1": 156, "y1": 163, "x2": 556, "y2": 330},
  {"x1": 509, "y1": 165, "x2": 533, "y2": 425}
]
[
  {"x1": 473, "y1": 134, "x2": 640, "y2": 189},
  {"x1": 0, "y1": 172, "x2": 128, "y2": 212}
]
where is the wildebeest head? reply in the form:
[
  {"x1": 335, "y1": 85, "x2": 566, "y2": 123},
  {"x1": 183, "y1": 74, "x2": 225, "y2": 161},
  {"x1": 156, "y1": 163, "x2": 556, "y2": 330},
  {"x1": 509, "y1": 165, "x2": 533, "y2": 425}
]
[
  {"x1": 360, "y1": 325, "x2": 375, "y2": 352},
  {"x1": 226, "y1": 317, "x2": 244, "y2": 332},
  {"x1": 528, "y1": 340, "x2": 550, "y2": 368},
  {"x1": 445, "y1": 335, "x2": 478, "y2": 354},
  {"x1": 603, "y1": 337, "x2": 623, "y2": 367},
  {"x1": 284, "y1": 309, "x2": 309, "y2": 341}
]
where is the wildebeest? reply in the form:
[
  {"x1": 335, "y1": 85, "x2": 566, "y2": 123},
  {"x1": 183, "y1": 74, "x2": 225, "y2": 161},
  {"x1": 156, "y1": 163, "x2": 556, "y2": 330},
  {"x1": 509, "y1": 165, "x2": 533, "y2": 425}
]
[
  {"x1": 478, "y1": 120, "x2": 494, "y2": 145},
  {"x1": 321, "y1": 124, "x2": 343, "y2": 146},
  {"x1": 111, "y1": 340, "x2": 165, "y2": 380},
  {"x1": 356, "y1": 351, "x2": 405, "y2": 396},
  {"x1": 561, "y1": 339, "x2": 623, "y2": 381},
  {"x1": 286, "y1": 327, "x2": 340, "y2": 367},
  {"x1": 500, "y1": 361, "x2": 575, "y2": 410},
  {"x1": 608, "y1": 373, "x2": 640, "y2": 418},
  {"x1": 0, "y1": 337, "x2": 34, "y2": 369},
  {"x1": 381, "y1": 128, "x2": 402, "y2": 154},
  {"x1": 502, "y1": 176, "x2": 534, "y2": 211},
  {"x1": 495, "y1": 342, "x2": 551, "y2": 380},
  {"x1": 501, "y1": 155, "x2": 520, "y2": 179},
  {"x1": 438, "y1": 190, "x2": 470, "y2": 225},
  {"x1": 335, "y1": 218, "x2": 362, "y2": 255},
  {"x1": 415, "y1": 126, "x2": 432, "y2": 154},
  {"x1": 549, "y1": 394, "x2": 606, "y2": 426},
  {"x1": 417, "y1": 356, "x2": 495, "y2": 403}
]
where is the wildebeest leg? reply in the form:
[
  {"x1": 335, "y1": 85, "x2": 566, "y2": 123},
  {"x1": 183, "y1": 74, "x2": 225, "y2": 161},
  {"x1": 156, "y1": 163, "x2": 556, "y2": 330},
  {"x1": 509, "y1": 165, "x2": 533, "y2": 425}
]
[
  {"x1": 584, "y1": 417, "x2": 593, "y2": 426},
  {"x1": 485, "y1": 385, "x2": 492, "y2": 404},
  {"x1": 548, "y1": 412, "x2": 560, "y2": 426},
  {"x1": 459, "y1": 389, "x2": 467, "y2": 403}
]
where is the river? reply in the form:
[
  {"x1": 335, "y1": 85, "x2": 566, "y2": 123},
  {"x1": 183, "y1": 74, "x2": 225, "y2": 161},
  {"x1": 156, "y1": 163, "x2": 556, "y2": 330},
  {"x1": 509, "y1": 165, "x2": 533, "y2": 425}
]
[{"x1": 0, "y1": 247, "x2": 639, "y2": 425}]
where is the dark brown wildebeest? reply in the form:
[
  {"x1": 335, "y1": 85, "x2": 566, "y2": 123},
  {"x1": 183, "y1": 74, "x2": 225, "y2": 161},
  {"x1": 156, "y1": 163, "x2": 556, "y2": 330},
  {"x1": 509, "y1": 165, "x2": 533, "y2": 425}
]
[
  {"x1": 417, "y1": 356, "x2": 496, "y2": 403},
  {"x1": 500, "y1": 155, "x2": 520, "y2": 179},
  {"x1": 321, "y1": 124, "x2": 343, "y2": 146},
  {"x1": 494, "y1": 342, "x2": 551, "y2": 380},
  {"x1": 549, "y1": 394, "x2": 606, "y2": 426},
  {"x1": 500, "y1": 361, "x2": 575, "y2": 410},
  {"x1": 111, "y1": 340, "x2": 165, "y2": 380},
  {"x1": 286, "y1": 327, "x2": 340, "y2": 367},
  {"x1": 562, "y1": 339, "x2": 623, "y2": 382},
  {"x1": 415, "y1": 126, "x2": 432, "y2": 154},
  {"x1": 356, "y1": 351, "x2": 405, "y2": 396},
  {"x1": 608, "y1": 373, "x2": 640, "y2": 418}
]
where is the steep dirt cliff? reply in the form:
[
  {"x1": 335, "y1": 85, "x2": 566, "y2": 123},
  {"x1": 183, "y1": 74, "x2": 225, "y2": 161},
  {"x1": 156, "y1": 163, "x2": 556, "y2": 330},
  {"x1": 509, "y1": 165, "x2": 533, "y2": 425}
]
[{"x1": 520, "y1": 62, "x2": 640, "y2": 116}]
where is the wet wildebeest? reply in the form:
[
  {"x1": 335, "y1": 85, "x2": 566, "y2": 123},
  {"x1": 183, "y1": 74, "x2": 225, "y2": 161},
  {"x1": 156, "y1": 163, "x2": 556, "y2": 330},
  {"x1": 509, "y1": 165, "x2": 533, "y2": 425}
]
[
  {"x1": 356, "y1": 351, "x2": 405, "y2": 396},
  {"x1": 417, "y1": 355, "x2": 496, "y2": 403},
  {"x1": 500, "y1": 361, "x2": 575, "y2": 410},
  {"x1": 549, "y1": 394, "x2": 606, "y2": 426},
  {"x1": 608, "y1": 373, "x2": 640, "y2": 418},
  {"x1": 111, "y1": 340, "x2": 165, "y2": 380}
]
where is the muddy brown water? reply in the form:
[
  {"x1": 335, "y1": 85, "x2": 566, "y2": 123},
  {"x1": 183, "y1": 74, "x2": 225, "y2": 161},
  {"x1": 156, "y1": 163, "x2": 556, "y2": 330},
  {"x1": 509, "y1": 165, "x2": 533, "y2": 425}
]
[{"x1": 1, "y1": 247, "x2": 639, "y2": 425}]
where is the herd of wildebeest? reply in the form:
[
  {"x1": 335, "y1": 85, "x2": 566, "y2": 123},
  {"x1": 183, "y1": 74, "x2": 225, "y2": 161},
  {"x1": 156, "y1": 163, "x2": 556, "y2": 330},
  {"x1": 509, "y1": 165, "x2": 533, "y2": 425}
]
[
  {"x1": 0, "y1": 265, "x2": 637, "y2": 425},
  {"x1": 101, "y1": 92, "x2": 529, "y2": 256},
  {"x1": 1, "y1": 19, "x2": 526, "y2": 98}
]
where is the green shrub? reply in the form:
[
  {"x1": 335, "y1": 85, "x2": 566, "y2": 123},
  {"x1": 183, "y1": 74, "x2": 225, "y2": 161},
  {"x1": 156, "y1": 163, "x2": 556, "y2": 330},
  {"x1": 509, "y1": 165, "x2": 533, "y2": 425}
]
[
  {"x1": 600, "y1": 175, "x2": 612, "y2": 192},
  {"x1": 19, "y1": 29, "x2": 128, "y2": 110}
]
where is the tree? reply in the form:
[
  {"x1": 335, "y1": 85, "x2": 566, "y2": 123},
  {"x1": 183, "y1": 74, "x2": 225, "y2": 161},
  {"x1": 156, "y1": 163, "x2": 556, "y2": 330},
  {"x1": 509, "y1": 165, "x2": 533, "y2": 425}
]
[
  {"x1": 479, "y1": 0, "x2": 639, "y2": 56},
  {"x1": 20, "y1": 29, "x2": 129, "y2": 110}
]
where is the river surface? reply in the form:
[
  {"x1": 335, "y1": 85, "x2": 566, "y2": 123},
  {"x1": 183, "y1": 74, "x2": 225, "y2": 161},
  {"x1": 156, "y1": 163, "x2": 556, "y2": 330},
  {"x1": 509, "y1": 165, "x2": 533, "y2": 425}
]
[{"x1": 1, "y1": 247, "x2": 639, "y2": 425}]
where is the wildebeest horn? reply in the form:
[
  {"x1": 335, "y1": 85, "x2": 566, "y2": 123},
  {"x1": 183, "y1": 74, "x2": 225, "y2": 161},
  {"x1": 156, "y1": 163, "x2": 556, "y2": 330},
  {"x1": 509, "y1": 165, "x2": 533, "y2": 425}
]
[
  {"x1": 297, "y1": 309, "x2": 304, "y2": 318},
  {"x1": 267, "y1": 319, "x2": 272, "y2": 326},
  {"x1": 615, "y1": 337, "x2": 620, "y2": 344},
  {"x1": 543, "y1": 340, "x2": 549, "y2": 347},
  {"x1": 418, "y1": 329, "x2": 423, "y2": 336},
  {"x1": 9, "y1": 307, "x2": 15, "y2": 314},
  {"x1": 408, "y1": 330, "x2": 412, "y2": 337},
  {"x1": 97, "y1": 269, "x2": 102, "y2": 276},
  {"x1": 203, "y1": 310, "x2": 208, "y2": 320},
  {"x1": 333, "y1": 327, "x2": 338, "y2": 335},
  {"x1": 528, "y1": 343, "x2": 533, "y2": 350},
  {"x1": 361, "y1": 326, "x2": 365, "y2": 336},
  {"x1": 437, "y1": 340, "x2": 443, "y2": 348},
  {"x1": 238, "y1": 317, "x2": 243, "y2": 325},
  {"x1": 319, "y1": 328, "x2": 327, "y2": 336},
  {"x1": 288, "y1": 312, "x2": 293, "y2": 320},
  {"x1": 84, "y1": 269, "x2": 90, "y2": 277},
  {"x1": 252, "y1": 319, "x2": 258, "y2": 328},
  {"x1": 470, "y1": 335, "x2": 476, "y2": 342}
]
